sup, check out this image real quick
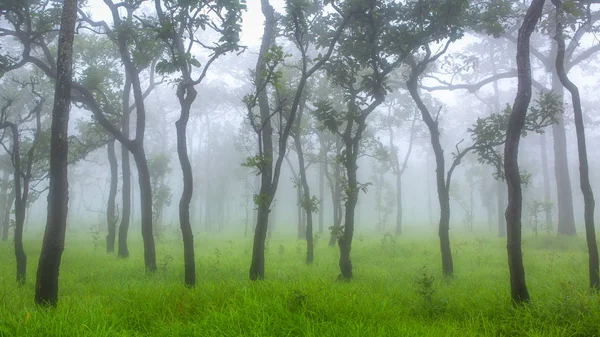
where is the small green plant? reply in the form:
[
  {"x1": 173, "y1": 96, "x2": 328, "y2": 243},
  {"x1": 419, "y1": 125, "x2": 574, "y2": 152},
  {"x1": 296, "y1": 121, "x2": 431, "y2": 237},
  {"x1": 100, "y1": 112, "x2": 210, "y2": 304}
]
[
  {"x1": 278, "y1": 244, "x2": 285, "y2": 258},
  {"x1": 89, "y1": 224, "x2": 101, "y2": 250},
  {"x1": 380, "y1": 232, "x2": 396, "y2": 251},
  {"x1": 287, "y1": 289, "x2": 308, "y2": 313},
  {"x1": 160, "y1": 254, "x2": 173, "y2": 273},
  {"x1": 313, "y1": 232, "x2": 321, "y2": 247},
  {"x1": 415, "y1": 266, "x2": 435, "y2": 305}
]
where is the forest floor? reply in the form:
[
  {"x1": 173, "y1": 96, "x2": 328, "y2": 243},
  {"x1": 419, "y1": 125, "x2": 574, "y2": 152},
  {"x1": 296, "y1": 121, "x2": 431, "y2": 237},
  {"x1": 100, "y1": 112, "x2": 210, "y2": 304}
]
[{"x1": 1, "y1": 228, "x2": 599, "y2": 336}]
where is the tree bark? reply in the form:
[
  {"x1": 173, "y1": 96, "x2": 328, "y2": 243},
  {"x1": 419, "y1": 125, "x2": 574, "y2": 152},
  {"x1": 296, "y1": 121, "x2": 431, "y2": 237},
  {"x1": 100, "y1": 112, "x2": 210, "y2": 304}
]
[
  {"x1": 540, "y1": 133, "x2": 553, "y2": 230},
  {"x1": 0, "y1": 169, "x2": 10, "y2": 241},
  {"x1": 318, "y1": 159, "x2": 325, "y2": 234},
  {"x1": 503, "y1": 0, "x2": 544, "y2": 304},
  {"x1": 118, "y1": 79, "x2": 132, "y2": 258},
  {"x1": 106, "y1": 138, "x2": 118, "y2": 253},
  {"x1": 132, "y1": 147, "x2": 157, "y2": 272},
  {"x1": 338, "y1": 136, "x2": 358, "y2": 280},
  {"x1": 552, "y1": 0, "x2": 599, "y2": 288},
  {"x1": 407, "y1": 78, "x2": 453, "y2": 277},
  {"x1": 293, "y1": 131, "x2": 314, "y2": 264},
  {"x1": 249, "y1": 0, "x2": 276, "y2": 281},
  {"x1": 175, "y1": 83, "x2": 197, "y2": 286},
  {"x1": 34, "y1": 0, "x2": 77, "y2": 306}
]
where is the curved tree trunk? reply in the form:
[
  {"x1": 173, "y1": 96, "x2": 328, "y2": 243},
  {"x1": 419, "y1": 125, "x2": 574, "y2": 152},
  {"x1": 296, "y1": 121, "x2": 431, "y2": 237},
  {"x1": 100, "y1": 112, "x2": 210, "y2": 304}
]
[
  {"x1": 552, "y1": 0, "x2": 599, "y2": 288},
  {"x1": 175, "y1": 83, "x2": 197, "y2": 286},
  {"x1": 34, "y1": 0, "x2": 77, "y2": 306},
  {"x1": 503, "y1": 0, "x2": 544, "y2": 304},
  {"x1": 106, "y1": 138, "x2": 118, "y2": 253},
  {"x1": 407, "y1": 80, "x2": 453, "y2": 277}
]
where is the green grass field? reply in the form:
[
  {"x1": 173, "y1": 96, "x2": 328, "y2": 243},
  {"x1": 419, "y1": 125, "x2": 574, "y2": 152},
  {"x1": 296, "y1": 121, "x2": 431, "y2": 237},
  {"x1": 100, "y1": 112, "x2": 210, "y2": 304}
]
[{"x1": 1, "y1": 229, "x2": 600, "y2": 336}]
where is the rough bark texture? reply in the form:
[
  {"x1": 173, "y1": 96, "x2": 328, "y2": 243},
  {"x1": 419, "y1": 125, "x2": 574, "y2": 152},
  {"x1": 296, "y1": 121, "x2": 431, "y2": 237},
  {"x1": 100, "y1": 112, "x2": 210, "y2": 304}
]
[
  {"x1": 407, "y1": 79, "x2": 453, "y2": 277},
  {"x1": 552, "y1": 0, "x2": 599, "y2": 288},
  {"x1": 34, "y1": 0, "x2": 77, "y2": 306},
  {"x1": 118, "y1": 79, "x2": 132, "y2": 258},
  {"x1": 503, "y1": 0, "x2": 544, "y2": 304},
  {"x1": 338, "y1": 135, "x2": 359, "y2": 280},
  {"x1": 106, "y1": 138, "x2": 118, "y2": 253}
]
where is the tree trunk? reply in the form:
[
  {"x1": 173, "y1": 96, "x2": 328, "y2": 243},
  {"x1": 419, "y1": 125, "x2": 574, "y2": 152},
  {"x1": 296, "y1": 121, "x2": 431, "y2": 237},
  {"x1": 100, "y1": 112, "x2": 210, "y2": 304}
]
[
  {"x1": 338, "y1": 138, "x2": 358, "y2": 280},
  {"x1": 551, "y1": 76, "x2": 576, "y2": 236},
  {"x1": 540, "y1": 133, "x2": 553, "y2": 230},
  {"x1": 118, "y1": 80, "x2": 132, "y2": 258},
  {"x1": 407, "y1": 79, "x2": 453, "y2": 277},
  {"x1": 503, "y1": 0, "x2": 544, "y2": 304},
  {"x1": 34, "y1": 0, "x2": 77, "y2": 306},
  {"x1": 175, "y1": 83, "x2": 197, "y2": 287},
  {"x1": 106, "y1": 138, "x2": 118, "y2": 253},
  {"x1": 395, "y1": 173, "x2": 402, "y2": 236},
  {"x1": 293, "y1": 132, "x2": 314, "y2": 264},
  {"x1": 497, "y1": 179, "x2": 506, "y2": 237},
  {"x1": 132, "y1": 146, "x2": 157, "y2": 272},
  {"x1": 0, "y1": 170, "x2": 10, "y2": 241},
  {"x1": 552, "y1": 3, "x2": 599, "y2": 288},
  {"x1": 249, "y1": 0, "x2": 276, "y2": 281},
  {"x1": 318, "y1": 160, "x2": 325, "y2": 234}
]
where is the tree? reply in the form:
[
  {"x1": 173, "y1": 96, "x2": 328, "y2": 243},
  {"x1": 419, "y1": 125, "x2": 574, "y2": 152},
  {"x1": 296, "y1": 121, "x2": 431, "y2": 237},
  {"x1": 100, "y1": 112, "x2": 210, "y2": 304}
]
[
  {"x1": 404, "y1": 0, "x2": 513, "y2": 277},
  {"x1": 552, "y1": 0, "x2": 599, "y2": 289},
  {"x1": 34, "y1": 0, "x2": 77, "y2": 306},
  {"x1": 153, "y1": 0, "x2": 245, "y2": 286},
  {"x1": 503, "y1": 0, "x2": 546, "y2": 304},
  {"x1": 243, "y1": 0, "x2": 349, "y2": 280},
  {"x1": 0, "y1": 78, "x2": 44, "y2": 284}
]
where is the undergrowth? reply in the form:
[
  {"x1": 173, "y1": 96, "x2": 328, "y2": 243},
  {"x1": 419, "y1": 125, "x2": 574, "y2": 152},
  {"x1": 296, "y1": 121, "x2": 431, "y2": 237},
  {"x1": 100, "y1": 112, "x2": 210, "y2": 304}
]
[{"x1": 0, "y1": 231, "x2": 598, "y2": 336}]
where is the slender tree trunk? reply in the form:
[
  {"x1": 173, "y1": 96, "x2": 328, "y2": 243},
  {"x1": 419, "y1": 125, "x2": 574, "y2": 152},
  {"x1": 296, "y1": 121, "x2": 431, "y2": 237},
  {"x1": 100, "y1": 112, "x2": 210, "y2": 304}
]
[
  {"x1": 552, "y1": 3, "x2": 599, "y2": 288},
  {"x1": 34, "y1": 0, "x2": 77, "y2": 306},
  {"x1": 318, "y1": 160, "x2": 325, "y2": 234},
  {"x1": 0, "y1": 170, "x2": 10, "y2": 242},
  {"x1": 540, "y1": 133, "x2": 553, "y2": 230},
  {"x1": 338, "y1": 138, "x2": 358, "y2": 280},
  {"x1": 132, "y1": 147, "x2": 157, "y2": 272},
  {"x1": 551, "y1": 84, "x2": 576, "y2": 235},
  {"x1": 407, "y1": 80, "x2": 453, "y2": 277},
  {"x1": 249, "y1": 0, "x2": 276, "y2": 281},
  {"x1": 395, "y1": 173, "x2": 402, "y2": 235},
  {"x1": 106, "y1": 138, "x2": 118, "y2": 253},
  {"x1": 118, "y1": 80, "x2": 132, "y2": 258},
  {"x1": 503, "y1": 0, "x2": 544, "y2": 304},
  {"x1": 293, "y1": 132, "x2": 314, "y2": 264},
  {"x1": 176, "y1": 84, "x2": 197, "y2": 287},
  {"x1": 550, "y1": 36, "x2": 576, "y2": 237},
  {"x1": 3, "y1": 192, "x2": 14, "y2": 241}
]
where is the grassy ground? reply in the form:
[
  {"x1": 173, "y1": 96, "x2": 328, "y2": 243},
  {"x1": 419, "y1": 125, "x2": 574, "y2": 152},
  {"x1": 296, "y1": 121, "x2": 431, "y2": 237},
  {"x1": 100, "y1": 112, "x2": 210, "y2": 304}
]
[{"x1": 1, "y1": 229, "x2": 600, "y2": 336}]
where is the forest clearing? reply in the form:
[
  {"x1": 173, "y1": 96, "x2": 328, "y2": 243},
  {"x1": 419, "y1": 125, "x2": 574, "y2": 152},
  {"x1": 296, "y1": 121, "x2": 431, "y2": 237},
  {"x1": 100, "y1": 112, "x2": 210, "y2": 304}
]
[{"x1": 1, "y1": 231, "x2": 598, "y2": 337}]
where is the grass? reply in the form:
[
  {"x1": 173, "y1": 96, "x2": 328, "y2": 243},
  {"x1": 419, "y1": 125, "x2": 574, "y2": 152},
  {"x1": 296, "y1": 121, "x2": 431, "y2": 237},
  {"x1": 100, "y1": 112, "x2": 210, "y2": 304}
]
[{"x1": 1, "y1": 228, "x2": 600, "y2": 336}]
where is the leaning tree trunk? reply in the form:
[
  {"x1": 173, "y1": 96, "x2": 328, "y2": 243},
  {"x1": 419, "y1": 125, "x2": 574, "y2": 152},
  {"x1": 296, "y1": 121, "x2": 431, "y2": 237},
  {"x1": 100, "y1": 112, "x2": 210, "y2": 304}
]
[
  {"x1": 34, "y1": 0, "x2": 77, "y2": 306},
  {"x1": 132, "y1": 147, "x2": 157, "y2": 272},
  {"x1": 106, "y1": 138, "x2": 118, "y2": 253},
  {"x1": 503, "y1": 0, "x2": 544, "y2": 304},
  {"x1": 0, "y1": 169, "x2": 9, "y2": 242},
  {"x1": 118, "y1": 80, "x2": 132, "y2": 258},
  {"x1": 552, "y1": 1, "x2": 599, "y2": 288},
  {"x1": 176, "y1": 83, "x2": 197, "y2": 287},
  {"x1": 407, "y1": 79, "x2": 453, "y2": 277},
  {"x1": 549, "y1": 30, "x2": 576, "y2": 237}
]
